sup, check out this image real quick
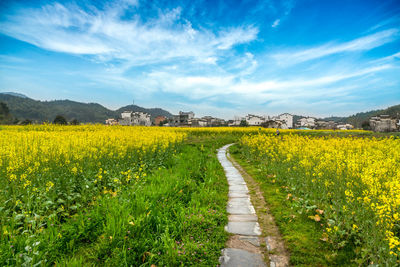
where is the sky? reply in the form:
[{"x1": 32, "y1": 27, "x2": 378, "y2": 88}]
[{"x1": 0, "y1": 0, "x2": 399, "y2": 119}]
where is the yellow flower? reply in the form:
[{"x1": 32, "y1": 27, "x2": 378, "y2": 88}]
[{"x1": 46, "y1": 181, "x2": 54, "y2": 191}]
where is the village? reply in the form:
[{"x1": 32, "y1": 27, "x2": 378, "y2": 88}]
[{"x1": 105, "y1": 110, "x2": 400, "y2": 132}]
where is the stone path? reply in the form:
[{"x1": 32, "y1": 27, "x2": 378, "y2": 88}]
[{"x1": 217, "y1": 144, "x2": 266, "y2": 267}]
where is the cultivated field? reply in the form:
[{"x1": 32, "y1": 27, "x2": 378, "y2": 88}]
[
  {"x1": 239, "y1": 133, "x2": 400, "y2": 265},
  {"x1": 1, "y1": 125, "x2": 399, "y2": 266}
]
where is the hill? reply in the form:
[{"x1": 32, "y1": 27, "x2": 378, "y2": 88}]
[
  {"x1": 0, "y1": 93, "x2": 173, "y2": 123},
  {"x1": 0, "y1": 92, "x2": 29, "y2": 98}
]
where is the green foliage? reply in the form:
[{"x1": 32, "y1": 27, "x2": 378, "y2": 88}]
[
  {"x1": 0, "y1": 102, "x2": 10, "y2": 115},
  {"x1": 239, "y1": 120, "x2": 249, "y2": 127},
  {"x1": 20, "y1": 119, "x2": 32, "y2": 125},
  {"x1": 69, "y1": 119, "x2": 79, "y2": 125},
  {"x1": 0, "y1": 102, "x2": 13, "y2": 124},
  {"x1": 159, "y1": 119, "x2": 169, "y2": 126},
  {"x1": 54, "y1": 115, "x2": 68, "y2": 125},
  {"x1": 361, "y1": 120, "x2": 370, "y2": 130}
]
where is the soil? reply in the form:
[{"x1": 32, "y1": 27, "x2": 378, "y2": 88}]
[{"x1": 226, "y1": 235, "x2": 262, "y2": 254}]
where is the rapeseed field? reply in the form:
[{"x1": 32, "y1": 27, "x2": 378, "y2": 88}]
[
  {"x1": 240, "y1": 133, "x2": 400, "y2": 265},
  {"x1": 1, "y1": 125, "x2": 398, "y2": 265}
]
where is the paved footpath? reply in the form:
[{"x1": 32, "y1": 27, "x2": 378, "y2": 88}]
[{"x1": 217, "y1": 144, "x2": 267, "y2": 267}]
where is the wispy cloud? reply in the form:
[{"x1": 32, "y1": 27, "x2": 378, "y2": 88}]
[
  {"x1": 371, "y1": 51, "x2": 400, "y2": 63},
  {"x1": 271, "y1": 19, "x2": 280, "y2": 28},
  {"x1": 272, "y1": 29, "x2": 399, "y2": 65},
  {"x1": 367, "y1": 16, "x2": 400, "y2": 32},
  {"x1": 135, "y1": 63, "x2": 392, "y2": 102},
  {"x1": 0, "y1": 2, "x2": 258, "y2": 66},
  {"x1": 269, "y1": 0, "x2": 296, "y2": 28}
]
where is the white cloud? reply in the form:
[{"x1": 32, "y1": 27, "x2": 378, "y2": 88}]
[
  {"x1": 0, "y1": 2, "x2": 258, "y2": 66},
  {"x1": 138, "y1": 64, "x2": 392, "y2": 103},
  {"x1": 216, "y1": 27, "x2": 259, "y2": 50},
  {"x1": 271, "y1": 19, "x2": 280, "y2": 28},
  {"x1": 367, "y1": 16, "x2": 400, "y2": 32},
  {"x1": 371, "y1": 51, "x2": 400, "y2": 63},
  {"x1": 272, "y1": 29, "x2": 399, "y2": 65}
]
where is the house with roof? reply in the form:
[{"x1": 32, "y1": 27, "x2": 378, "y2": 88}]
[
  {"x1": 369, "y1": 115, "x2": 399, "y2": 132},
  {"x1": 119, "y1": 111, "x2": 151, "y2": 126},
  {"x1": 296, "y1": 117, "x2": 317, "y2": 128},
  {"x1": 245, "y1": 114, "x2": 265, "y2": 126}
]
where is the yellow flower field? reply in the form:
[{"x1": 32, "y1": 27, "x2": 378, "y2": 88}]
[
  {"x1": 240, "y1": 133, "x2": 400, "y2": 264},
  {"x1": 0, "y1": 125, "x2": 186, "y2": 246}
]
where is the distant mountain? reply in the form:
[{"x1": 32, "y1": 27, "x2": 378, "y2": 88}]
[
  {"x1": 1, "y1": 92, "x2": 29, "y2": 98},
  {"x1": 0, "y1": 93, "x2": 173, "y2": 123}
]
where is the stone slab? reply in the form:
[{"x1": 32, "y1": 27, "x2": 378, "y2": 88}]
[
  {"x1": 227, "y1": 174, "x2": 244, "y2": 181},
  {"x1": 226, "y1": 221, "x2": 262, "y2": 236},
  {"x1": 228, "y1": 180, "x2": 247, "y2": 185},
  {"x1": 228, "y1": 192, "x2": 249, "y2": 198},
  {"x1": 219, "y1": 248, "x2": 266, "y2": 267},
  {"x1": 227, "y1": 203, "x2": 255, "y2": 215},
  {"x1": 229, "y1": 184, "x2": 249, "y2": 192},
  {"x1": 229, "y1": 214, "x2": 258, "y2": 222},
  {"x1": 228, "y1": 197, "x2": 251, "y2": 205},
  {"x1": 227, "y1": 175, "x2": 244, "y2": 181}
]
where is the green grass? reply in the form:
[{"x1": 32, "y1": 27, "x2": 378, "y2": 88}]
[
  {"x1": 229, "y1": 144, "x2": 356, "y2": 266},
  {"x1": 2, "y1": 136, "x2": 232, "y2": 266}
]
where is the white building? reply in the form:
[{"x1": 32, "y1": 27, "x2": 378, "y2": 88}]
[
  {"x1": 229, "y1": 116, "x2": 244, "y2": 126},
  {"x1": 180, "y1": 111, "x2": 194, "y2": 120},
  {"x1": 298, "y1": 117, "x2": 316, "y2": 128},
  {"x1": 369, "y1": 115, "x2": 398, "y2": 132},
  {"x1": 170, "y1": 111, "x2": 195, "y2": 126},
  {"x1": 120, "y1": 111, "x2": 151, "y2": 126},
  {"x1": 190, "y1": 118, "x2": 208, "y2": 127},
  {"x1": 336, "y1": 123, "x2": 354, "y2": 130},
  {"x1": 278, "y1": 113, "x2": 293, "y2": 129},
  {"x1": 245, "y1": 114, "x2": 265, "y2": 126}
]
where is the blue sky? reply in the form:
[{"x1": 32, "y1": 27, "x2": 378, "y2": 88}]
[{"x1": 0, "y1": 0, "x2": 399, "y2": 119}]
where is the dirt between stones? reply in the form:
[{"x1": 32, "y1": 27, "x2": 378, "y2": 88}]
[
  {"x1": 226, "y1": 235, "x2": 262, "y2": 254},
  {"x1": 227, "y1": 152, "x2": 290, "y2": 267}
]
